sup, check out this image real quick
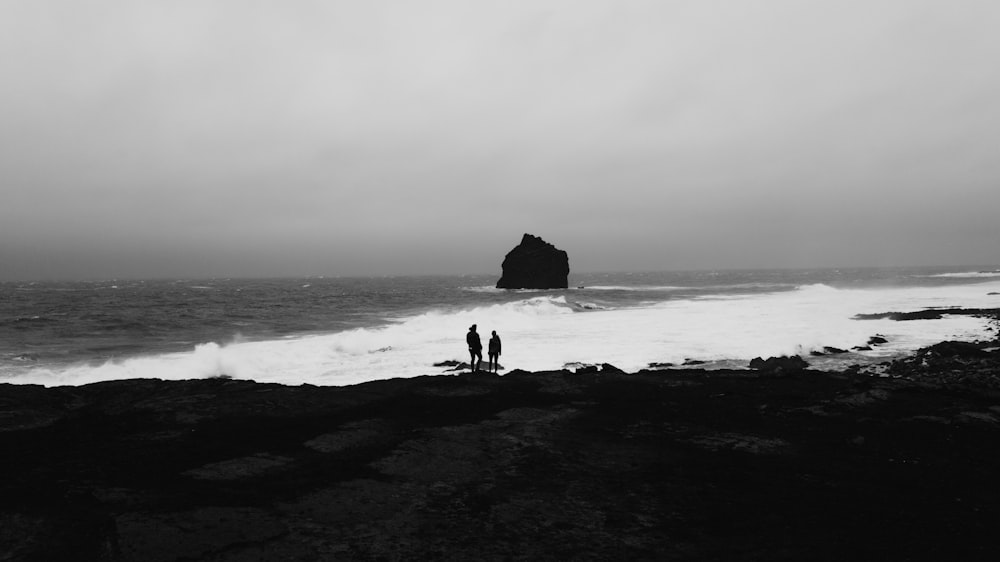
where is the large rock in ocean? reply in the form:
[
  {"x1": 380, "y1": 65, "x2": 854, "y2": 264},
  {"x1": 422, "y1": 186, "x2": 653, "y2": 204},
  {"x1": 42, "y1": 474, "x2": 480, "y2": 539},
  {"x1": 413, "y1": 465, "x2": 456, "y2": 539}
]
[{"x1": 496, "y1": 234, "x2": 569, "y2": 289}]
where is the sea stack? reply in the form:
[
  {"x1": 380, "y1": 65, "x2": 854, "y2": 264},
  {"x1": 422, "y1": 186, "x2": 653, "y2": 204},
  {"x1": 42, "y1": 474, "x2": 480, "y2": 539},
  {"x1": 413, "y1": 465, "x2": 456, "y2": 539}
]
[{"x1": 496, "y1": 233, "x2": 569, "y2": 289}]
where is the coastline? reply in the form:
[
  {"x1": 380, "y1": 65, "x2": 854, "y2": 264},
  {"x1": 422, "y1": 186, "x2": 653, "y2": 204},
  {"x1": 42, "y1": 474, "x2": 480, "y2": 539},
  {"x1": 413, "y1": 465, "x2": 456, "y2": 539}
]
[
  {"x1": 6, "y1": 271, "x2": 999, "y2": 387},
  {"x1": 3, "y1": 331, "x2": 1000, "y2": 560}
]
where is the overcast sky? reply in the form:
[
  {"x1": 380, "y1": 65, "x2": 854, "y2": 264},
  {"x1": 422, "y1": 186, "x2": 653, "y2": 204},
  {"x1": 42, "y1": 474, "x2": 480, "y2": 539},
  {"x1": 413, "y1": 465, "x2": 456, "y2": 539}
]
[{"x1": 2, "y1": 1, "x2": 999, "y2": 280}]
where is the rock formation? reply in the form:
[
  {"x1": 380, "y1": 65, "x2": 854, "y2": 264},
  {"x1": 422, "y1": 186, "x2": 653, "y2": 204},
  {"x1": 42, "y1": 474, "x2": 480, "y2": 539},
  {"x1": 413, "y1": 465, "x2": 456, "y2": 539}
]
[
  {"x1": 748, "y1": 355, "x2": 809, "y2": 373},
  {"x1": 496, "y1": 233, "x2": 569, "y2": 289},
  {"x1": 6, "y1": 350, "x2": 1000, "y2": 560}
]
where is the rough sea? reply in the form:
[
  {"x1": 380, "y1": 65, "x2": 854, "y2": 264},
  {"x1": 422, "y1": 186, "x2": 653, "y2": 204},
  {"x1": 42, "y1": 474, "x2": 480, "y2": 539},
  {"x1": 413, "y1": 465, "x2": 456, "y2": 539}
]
[{"x1": 3, "y1": 267, "x2": 1000, "y2": 387}]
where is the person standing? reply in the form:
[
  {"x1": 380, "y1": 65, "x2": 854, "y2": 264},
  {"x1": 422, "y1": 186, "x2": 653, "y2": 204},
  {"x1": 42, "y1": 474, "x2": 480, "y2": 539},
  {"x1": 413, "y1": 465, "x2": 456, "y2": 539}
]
[
  {"x1": 466, "y1": 324, "x2": 483, "y2": 373},
  {"x1": 488, "y1": 330, "x2": 502, "y2": 373}
]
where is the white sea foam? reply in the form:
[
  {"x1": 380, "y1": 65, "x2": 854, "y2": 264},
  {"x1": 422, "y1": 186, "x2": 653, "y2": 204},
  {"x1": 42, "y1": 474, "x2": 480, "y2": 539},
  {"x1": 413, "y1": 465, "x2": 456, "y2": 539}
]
[
  {"x1": 579, "y1": 283, "x2": 789, "y2": 292},
  {"x1": 461, "y1": 286, "x2": 505, "y2": 293},
  {"x1": 580, "y1": 285, "x2": 688, "y2": 291},
  {"x1": 7, "y1": 281, "x2": 1000, "y2": 387},
  {"x1": 921, "y1": 271, "x2": 1000, "y2": 279}
]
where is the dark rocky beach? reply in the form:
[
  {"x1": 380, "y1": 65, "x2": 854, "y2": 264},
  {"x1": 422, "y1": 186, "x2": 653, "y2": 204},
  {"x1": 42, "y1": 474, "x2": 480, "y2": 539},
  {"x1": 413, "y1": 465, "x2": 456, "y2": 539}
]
[{"x1": 3, "y1": 331, "x2": 1000, "y2": 560}]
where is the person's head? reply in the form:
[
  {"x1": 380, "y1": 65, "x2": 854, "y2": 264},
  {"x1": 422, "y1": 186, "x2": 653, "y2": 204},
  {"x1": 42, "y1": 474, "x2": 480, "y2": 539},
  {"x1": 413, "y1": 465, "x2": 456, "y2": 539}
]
[
  {"x1": 492, "y1": 331, "x2": 497, "y2": 336},
  {"x1": 470, "y1": 324, "x2": 476, "y2": 332}
]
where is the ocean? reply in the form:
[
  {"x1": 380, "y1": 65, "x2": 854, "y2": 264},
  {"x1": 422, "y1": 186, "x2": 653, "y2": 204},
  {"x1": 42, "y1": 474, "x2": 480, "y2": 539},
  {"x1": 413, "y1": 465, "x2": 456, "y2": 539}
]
[{"x1": 3, "y1": 267, "x2": 1000, "y2": 387}]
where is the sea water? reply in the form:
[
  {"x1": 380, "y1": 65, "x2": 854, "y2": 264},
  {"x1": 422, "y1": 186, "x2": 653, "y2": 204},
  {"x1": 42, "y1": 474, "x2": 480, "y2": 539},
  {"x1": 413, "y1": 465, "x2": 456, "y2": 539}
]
[{"x1": 2, "y1": 267, "x2": 999, "y2": 387}]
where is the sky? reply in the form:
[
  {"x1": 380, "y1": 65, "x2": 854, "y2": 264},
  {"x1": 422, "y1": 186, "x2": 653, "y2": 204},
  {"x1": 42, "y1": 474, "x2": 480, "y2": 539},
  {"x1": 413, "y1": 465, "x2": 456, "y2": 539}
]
[{"x1": 2, "y1": 0, "x2": 999, "y2": 280}]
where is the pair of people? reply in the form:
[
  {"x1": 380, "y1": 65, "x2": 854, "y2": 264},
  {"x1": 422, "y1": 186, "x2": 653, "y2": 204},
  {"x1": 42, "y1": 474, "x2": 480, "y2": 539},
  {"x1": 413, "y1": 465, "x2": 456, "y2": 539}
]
[{"x1": 466, "y1": 324, "x2": 501, "y2": 373}]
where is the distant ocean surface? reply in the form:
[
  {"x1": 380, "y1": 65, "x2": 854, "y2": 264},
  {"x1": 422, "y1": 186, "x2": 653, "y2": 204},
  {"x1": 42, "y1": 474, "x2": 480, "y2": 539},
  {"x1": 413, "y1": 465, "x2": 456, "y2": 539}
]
[{"x1": 3, "y1": 267, "x2": 1000, "y2": 387}]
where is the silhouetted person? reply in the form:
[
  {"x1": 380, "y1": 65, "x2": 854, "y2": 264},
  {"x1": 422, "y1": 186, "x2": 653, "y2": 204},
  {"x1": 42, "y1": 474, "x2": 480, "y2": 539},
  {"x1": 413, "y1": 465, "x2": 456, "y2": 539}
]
[
  {"x1": 488, "y1": 330, "x2": 502, "y2": 373},
  {"x1": 467, "y1": 324, "x2": 482, "y2": 372}
]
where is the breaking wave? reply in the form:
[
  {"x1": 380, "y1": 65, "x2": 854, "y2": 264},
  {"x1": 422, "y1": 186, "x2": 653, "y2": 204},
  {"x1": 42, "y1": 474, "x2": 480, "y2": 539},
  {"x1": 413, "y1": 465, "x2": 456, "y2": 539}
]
[
  {"x1": 921, "y1": 271, "x2": 1000, "y2": 279},
  {"x1": 579, "y1": 285, "x2": 689, "y2": 291},
  {"x1": 5, "y1": 280, "x2": 1000, "y2": 388}
]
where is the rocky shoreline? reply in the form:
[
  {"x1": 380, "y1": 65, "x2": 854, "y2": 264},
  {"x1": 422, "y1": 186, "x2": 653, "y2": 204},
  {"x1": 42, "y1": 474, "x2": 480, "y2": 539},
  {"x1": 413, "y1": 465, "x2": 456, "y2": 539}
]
[{"x1": 3, "y1": 337, "x2": 1000, "y2": 560}]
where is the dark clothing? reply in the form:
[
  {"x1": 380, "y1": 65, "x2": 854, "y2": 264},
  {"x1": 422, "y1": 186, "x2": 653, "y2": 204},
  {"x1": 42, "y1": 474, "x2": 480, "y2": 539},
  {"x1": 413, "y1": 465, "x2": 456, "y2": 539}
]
[
  {"x1": 467, "y1": 331, "x2": 482, "y2": 351},
  {"x1": 487, "y1": 333, "x2": 501, "y2": 373},
  {"x1": 467, "y1": 328, "x2": 483, "y2": 372}
]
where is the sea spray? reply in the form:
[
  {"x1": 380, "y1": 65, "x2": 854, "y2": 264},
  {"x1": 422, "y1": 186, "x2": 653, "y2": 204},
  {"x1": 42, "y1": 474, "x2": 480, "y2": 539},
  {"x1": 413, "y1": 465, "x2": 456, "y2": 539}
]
[{"x1": 3, "y1": 269, "x2": 999, "y2": 387}]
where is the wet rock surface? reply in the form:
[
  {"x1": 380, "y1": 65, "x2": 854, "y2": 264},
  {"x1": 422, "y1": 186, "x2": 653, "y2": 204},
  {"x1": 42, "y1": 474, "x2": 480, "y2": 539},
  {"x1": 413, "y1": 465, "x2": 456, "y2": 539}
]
[
  {"x1": 748, "y1": 354, "x2": 809, "y2": 373},
  {"x1": 3, "y1": 351, "x2": 1000, "y2": 560},
  {"x1": 854, "y1": 307, "x2": 1000, "y2": 321}
]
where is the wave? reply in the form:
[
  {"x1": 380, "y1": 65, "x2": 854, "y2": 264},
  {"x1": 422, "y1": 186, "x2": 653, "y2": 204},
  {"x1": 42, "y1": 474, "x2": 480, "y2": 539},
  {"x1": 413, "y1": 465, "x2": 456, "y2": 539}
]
[
  {"x1": 579, "y1": 285, "x2": 689, "y2": 292},
  {"x1": 456, "y1": 295, "x2": 576, "y2": 318},
  {"x1": 461, "y1": 286, "x2": 505, "y2": 293},
  {"x1": 1, "y1": 295, "x2": 578, "y2": 387},
  {"x1": 6, "y1": 281, "x2": 1000, "y2": 388},
  {"x1": 571, "y1": 301, "x2": 608, "y2": 311},
  {"x1": 794, "y1": 283, "x2": 842, "y2": 294},
  {"x1": 466, "y1": 282, "x2": 795, "y2": 294},
  {"x1": 578, "y1": 282, "x2": 797, "y2": 294},
  {"x1": 9, "y1": 315, "x2": 57, "y2": 324},
  {"x1": 921, "y1": 271, "x2": 1000, "y2": 279},
  {"x1": 461, "y1": 286, "x2": 574, "y2": 294},
  {"x1": 710, "y1": 282, "x2": 797, "y2": 291}
]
